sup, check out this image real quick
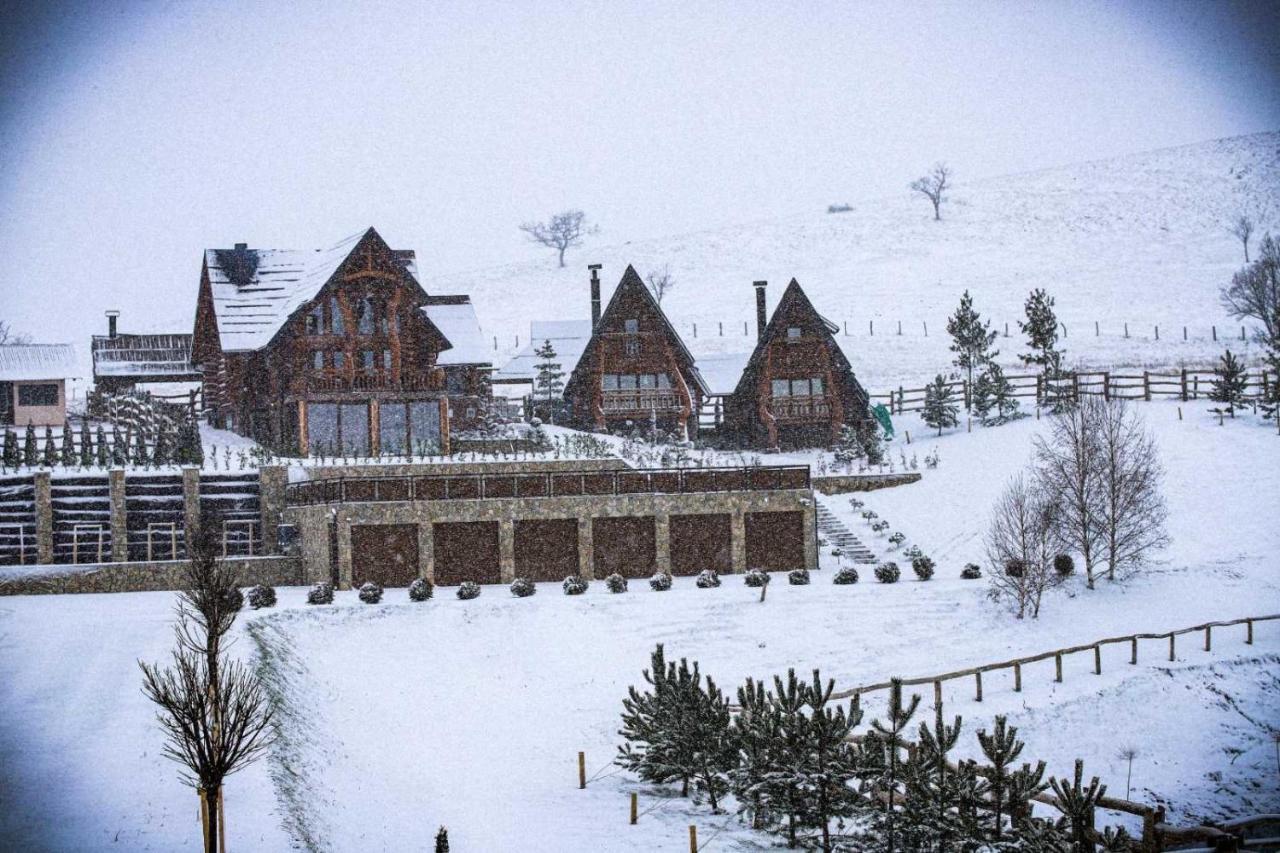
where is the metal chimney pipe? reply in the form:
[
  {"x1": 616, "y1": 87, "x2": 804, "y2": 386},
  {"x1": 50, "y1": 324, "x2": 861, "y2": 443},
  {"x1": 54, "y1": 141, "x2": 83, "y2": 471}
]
[
  {"x1": 753, "y1": 281, "x2": 768, "y2": 339},
  {"x1": 589, "y1": 264, "x2": 603, "y2": 330},
  {"x1": 106, "y1": 310, "x2": 120, "y2": 339}
]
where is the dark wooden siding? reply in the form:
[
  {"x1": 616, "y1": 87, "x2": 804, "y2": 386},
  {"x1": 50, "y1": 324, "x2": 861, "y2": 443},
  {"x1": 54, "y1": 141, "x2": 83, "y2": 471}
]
[
  {"x1": 669, "y1": 513, "x2": 732, "y2": 575},
  {"x1": 592, "y1": 515, "x2": 656, "y2": 578},
  {"x1": 514, "y1": 518, "x2": 579, "y2": 581},
  {"x1": 351, "y1": 523, "x2": 419, "y2": 587},
  {"x1": 433, "y1": 521, "x2": 500, "y2": 585},
  {"x1": 744, "y1": 510, "x2": 806, "y2": 572}
]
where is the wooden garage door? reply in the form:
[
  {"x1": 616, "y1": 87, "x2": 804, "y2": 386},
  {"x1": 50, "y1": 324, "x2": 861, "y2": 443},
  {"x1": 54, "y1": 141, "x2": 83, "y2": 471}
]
[
  {"x1": 592, "y1": 516, "x2": 656, "y2": 579},
  {"x1": 351, "y1": 524, "x2": 419, "y2": 587},
  {"x1": 670, "y1": 513, "x2": 732, "y2": 576},
  {"x1": 433, "y1": 521, "x2": 500, "y2": 585},
  {"x1": 514, "y1": 519, "x2": 579, "y2": 581},
  {"x1": 744, "y1": 511, "x2": 805, "y2": 572}
]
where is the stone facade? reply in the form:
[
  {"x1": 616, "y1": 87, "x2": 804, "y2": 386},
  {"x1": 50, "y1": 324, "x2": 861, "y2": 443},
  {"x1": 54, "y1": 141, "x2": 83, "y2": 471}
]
[
  {"x1": 296, "y1": 457, "x2": 621, "y2": 480},
  {"x1": 811, "y1": 472, "x2": 922, "y2": 495},
  {"x1": 0, "y1": 555, "x2": 302, "y2": 596}
]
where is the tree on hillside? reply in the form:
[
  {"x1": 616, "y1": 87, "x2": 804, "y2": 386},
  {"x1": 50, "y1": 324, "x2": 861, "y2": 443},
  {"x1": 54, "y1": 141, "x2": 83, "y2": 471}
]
[
  {"x1": 922, "y1": 375, "x2": 959, "y2": 436},
  {"x1": 1018, "y1": 289, "x2": 1061, "y2": 370},
  {"x1": 533, "y1": 339, "x2": 565, "y2": 425},
  {"x1": 645, "y1": 264, "x2": 676, "y2": 303},
  {"x1": 946, "y1": 290, "x2": 999, "y2": 393},
  {"x1": 1228, "y1": 212, "x2": 1255, "y2": 263},
  {"x1": 1262, "y1": 304, "x2": 1280, "y2": 426},
  {"x1": 972, "y1": 363, "x2": 1020, "y2": 425},
  {"x1": 518, "y1": 209, "x2": 597, "y2": 267},
  {"x1": 1093, "y1": 401, "x2": 1168, "y2": 581},
  {"x1": 1221, "y1": 233, "x2": 1279, "y2": 343},
  {"x1": 1209, "y1": 348, "x2": 1249, "y2": 418},
  {"x1": 1034, "y1": 397, "x2": 1104, "y2": 588},
  {"x1": 0, "y1": 319, "x2": 31, "y2": 345},
  {"x1": 910, "y1": 163, "x2": 951, "y2": 221}
]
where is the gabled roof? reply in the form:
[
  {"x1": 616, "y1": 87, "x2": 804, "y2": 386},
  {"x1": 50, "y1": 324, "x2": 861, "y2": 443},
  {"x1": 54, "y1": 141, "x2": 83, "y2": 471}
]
[
  {"x1": 696, "y1": 350, "x2": 753, "y2": 396},
  {"x1": 422, "y1": 296, "x2": 491, "y2": 367},
  {"x1": 92, "y1": 333, "x2": 199, "y2": 379},
  {"x1": 580, "y1": 265, "x2": 710, "y2": 395},
  {"x1": 730, "y1": 278, "x2": 853, "y2": 398},
  {"x1": 203, "y1": 227, "x2": 423, "y2": 353},
  {"x1": 494, "y1": 320, "x2": 593, "y2": 386},
  {"x1": 0, "y1": 344, "x2": 79, "y2": 381}
]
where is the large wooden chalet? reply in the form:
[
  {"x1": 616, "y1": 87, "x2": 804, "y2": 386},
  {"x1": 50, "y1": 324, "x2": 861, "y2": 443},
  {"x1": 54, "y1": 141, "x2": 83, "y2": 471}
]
[
  {"x1": 563, "y1": 265, "x2": 709, "y2": 438},
  {"x1": 724, "y1": 279, "x2": 871, "y2": 448},
  {"x1": 191, "y1": 228, "x2": 491, "y2": 456}
]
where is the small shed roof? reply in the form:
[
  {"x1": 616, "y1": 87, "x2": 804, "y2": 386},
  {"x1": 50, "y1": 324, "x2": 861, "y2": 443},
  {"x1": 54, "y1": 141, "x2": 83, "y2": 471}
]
[
  {"x1": 495, "y1": 320, "x2": 593, "y2": 386},
  {"x1": 0, "y1": 344, "x2": 79, "y2": 381},
  {"x1": 422, "y1": 297, "x2": 491, "y2": 367}
]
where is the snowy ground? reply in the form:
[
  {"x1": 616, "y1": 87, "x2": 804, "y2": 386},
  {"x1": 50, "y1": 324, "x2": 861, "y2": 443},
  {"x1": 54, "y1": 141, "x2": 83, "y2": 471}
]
[{"x1": 0, "y1": 399, "x2": 1277, "y2": 851}]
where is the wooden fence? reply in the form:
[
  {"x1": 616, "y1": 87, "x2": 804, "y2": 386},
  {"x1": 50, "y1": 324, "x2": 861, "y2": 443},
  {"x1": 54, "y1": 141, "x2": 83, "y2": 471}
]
[{"x1": 872, "y1": 368, "x2": 1275, "y2": 415}]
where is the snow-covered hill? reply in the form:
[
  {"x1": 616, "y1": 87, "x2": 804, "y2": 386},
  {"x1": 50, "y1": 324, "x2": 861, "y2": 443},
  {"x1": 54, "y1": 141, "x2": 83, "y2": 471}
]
[{"x1": 430, "y1": 132, "x2": 1280, "y2": 388}]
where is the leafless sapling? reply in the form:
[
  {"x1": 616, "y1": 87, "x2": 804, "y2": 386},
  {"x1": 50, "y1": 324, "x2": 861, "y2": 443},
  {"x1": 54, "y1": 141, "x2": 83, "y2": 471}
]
[
  {"x1": 1092, "y1": 401, "x2": 1168, "y2": 582},
  {"x1": 518, "y1": 209, "x2": 597, "y2": 267},
  {"x1": 645, "y1": 264, "x2": 676, "y2": 303},
  {"x1": 0, "y1": 319, "x2": 32, "y2": 345},
  {"x1": 1229, "y1": 212, "x2": 1255, "y2": 263},
  {"x1": 985, "y1": 472, "x2": 1064, "y2": 618},
  {"x1": 910, "y1": 163, "x2": 951, "y2": 221},
  {"x1": 1034, "y1": 396, "x2": 1104, "y2": 589},
  {"x1": 1221, "y1": 233, "x2": 1280, "y2": 343}
]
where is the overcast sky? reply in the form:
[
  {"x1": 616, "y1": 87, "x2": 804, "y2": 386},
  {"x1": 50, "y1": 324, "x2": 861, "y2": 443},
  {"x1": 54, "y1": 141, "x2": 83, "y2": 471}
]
[{"x1": 1, "y1": 0, "x2": 1277, "y2": 351}]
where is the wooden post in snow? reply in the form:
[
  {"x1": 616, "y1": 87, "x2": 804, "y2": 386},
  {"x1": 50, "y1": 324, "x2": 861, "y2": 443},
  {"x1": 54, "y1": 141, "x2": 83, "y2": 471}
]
[
  {"x1": 1054, "y1": 653, "x2": 1063, "y2": 683},
  {"x1": 1013, "y1": 662, "x2": 1022, "y2": 692},
  {"x1": 933, "y1": 680, "x2": 942, "y2": 709},
  {"x1": 1204, "y1": 626, "x2": 1211, "y2": 652},
  {"x1": 630, "y1": 792, "x2": 638, "y2": 825},
  {"x1": 1130, "y1": 637, "x2": 1138, "y2": 665},
  {"x1": 1168, "y1": 634, "x2": 1176, "y2": 662},
  {"x1": 974, "y1": 671, "x2": 983, "y2": 702},
  {"x1": 689, "y1": 825, "x2": 698, "y2": 852},
  {"x1": 1093, "y1": 646, "x2": 1101, "y2": 675},
  {"x1": 579, "y1": 751, "x2": 586, "y2": 789}
]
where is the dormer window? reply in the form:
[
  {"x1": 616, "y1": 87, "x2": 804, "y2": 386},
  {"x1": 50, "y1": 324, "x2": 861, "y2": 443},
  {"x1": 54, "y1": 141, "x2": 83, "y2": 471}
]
[
  {"x1": 306, "y1": 304, "x2": 324, "y2": 335},
  {"x1": 358, "y1": 297, "x2": 376, "y2": 335},
  {"x1": 624, "y1": 318, "x2": 639, "y2": 334},
  {"x1": 330, "y1": 297, "x2": 344, "y2": 335},
  {"x1": 787, "y1": 326, "x2": 802, "y2": 340}
]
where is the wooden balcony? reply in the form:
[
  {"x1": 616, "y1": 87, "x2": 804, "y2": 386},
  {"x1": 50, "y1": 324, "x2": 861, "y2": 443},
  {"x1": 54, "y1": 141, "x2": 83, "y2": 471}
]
[
  {"x1": 769, "y1": 395, "x2": 831, "y2": 421},
  {"x1": 601, "y1": 390, "x2": 682, "y2": 414},
  {"x1": 305, "y1": 370, "x2": 443, "y2": 393}
]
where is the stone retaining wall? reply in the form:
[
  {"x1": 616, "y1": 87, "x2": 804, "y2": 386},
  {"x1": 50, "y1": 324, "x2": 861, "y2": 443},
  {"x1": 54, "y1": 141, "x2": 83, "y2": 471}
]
[
  {"x1": 0, "y1": 555, "x2": 303, "y2": 596},
  {"x1": 295, "y1": 458, "x2": 623, "y2": 480},
  {"x1": 812, "y1": 472, "x2": 922, "y2": 495}
]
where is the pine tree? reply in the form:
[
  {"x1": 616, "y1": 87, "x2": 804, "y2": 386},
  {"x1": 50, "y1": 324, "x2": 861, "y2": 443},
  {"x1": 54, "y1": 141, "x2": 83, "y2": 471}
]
[
  {"x1": 1018, "y1": 289, "x2": 1061, "y2": 370},
  {"x1": 977, "y1": 715, "x2": 1024, "y2": 841},
  {"x1": 730, "y1": 677, "x2": 784, "y2": 831},
  {"x1": 922, "y1": 375, "x2": 959, "y2": 436},
  {"x1": 22, "y1": 424, "x2": 37, "y2": 467},
  {"x1": 2, "y1": 430, "x2": 18, "y2": 469},
  {"x1": 796, "y1": 671, "x2": 864, "y2": 852},
  {"x1": 533, "y1": 339, "x2": 564, "y2": 424},
  {"x1": 60, "y1": 421, "x2": 75, "y2": 466},
  {"x1": 1209, "y1": 348, "x2": 1249, "y2": 418},
  {"x1": 972, "y1": 363, "x2": 1020, "y2": 425},
  {"x1": 1049, "y1": 759, "x2": 1107, "y2": 852},
  {"x1": 134, "y1": 427, "x2": 150, "y2": 467},
  {"x1": 834, "y1": 420, "x2": 885, "y2": 469},
  {"x1": 153, "y1": 424, "x2": 171, "y2": 466},
  {"x1": 900, "y1": 706, "x2": 971, "y2": 852},
  {"x1": 434, "y1": 826, "x2": 449, "y2": 853},
  {"x1": 41, "y1": 425, "x2": 56, "y2": 467},
  {"x1": 863, "y1": 679, "x2": 921, "y2": 853},
  {"x1": 78, "y1": 419, "x2": 93, "y2": 467},
  {"x1": 947, "y1": 290, "x2": 999, "y2": 393},
  {"x1": 110, "y1": 425, "x2": 126, "y2": 466},
  {"x1": 95, "y1": 425, "x2": 109, "y2": 467}
]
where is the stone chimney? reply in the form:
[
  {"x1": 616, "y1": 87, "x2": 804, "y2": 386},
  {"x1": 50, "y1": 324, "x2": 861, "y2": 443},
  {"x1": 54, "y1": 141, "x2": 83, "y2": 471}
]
[
  {"x1": 105, "y1": 310, "x2": 119, "y2": 339},
  {"x1": 753, "y1": 281, "x2": 768, "y2": 339},
  {"x1": 589, "y1": 264, "x2": 603, "y2": 330}
]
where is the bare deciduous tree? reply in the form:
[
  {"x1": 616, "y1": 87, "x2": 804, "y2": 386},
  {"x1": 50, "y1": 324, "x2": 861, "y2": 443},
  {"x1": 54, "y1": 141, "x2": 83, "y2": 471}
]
[
  {"x1": 985, "y1": 472, "x2": 1063, "y2": 618},
  {"x1": 1093, "y1": 401, "x2": 1168, "y2": 581},
  {"x1": 518, "y1": 209, "x2": 597, "y2": 267},
  {"x1": 909, "y1": 163, "x2": 951, "y2": 221},
  {"x1": 1034, "y1": 397, "x2": 1104, "y2": 589},
  {"x1": 139, "y1": 520, "x2": 274, "y2": 853},
  {"x1": 646, "y1": 264, "x2": 676, "y2": 303},
  {"x1": 1228, "y1": 212, "x2": 1255, "y2": 263},
  {"x1": 1221, "y1": 233, "x2": 1280, "y2": 343},
  {"x1": 0, "y1": 319, "x2": 32, "y2": 345}
]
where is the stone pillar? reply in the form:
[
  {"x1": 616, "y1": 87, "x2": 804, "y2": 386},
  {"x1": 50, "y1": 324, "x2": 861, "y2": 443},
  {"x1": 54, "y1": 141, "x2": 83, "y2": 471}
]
[
  {"x1": 258, "y1": 465, "x2": 288, "y2": 554},
  {"x1": 336, "y1": 515, "x2": 353, "y2": 589},
  {"x1": 802, "y1": 498, "x2": 818, "y2": 570},
  {"x1": 109, "y1": 468, "x2": 127, "y2": 563},
  {"x1": 295, "y1": 508, "x2": 332, "y2": 585},
  {"x1": 730, "y1": 510, "x2": 747, "y2": 574},
  {"x1": 577, "y1": 516, "x2": 594, "y2": 580},
  {"x1": 654, "y1": 513, "x2": 671, "y2": 575},
  {"x1": 181, "y1": 466, "x2": 201, "y2": 551},
  {"x1": 34, "y1": 470, "x2": 52, "y2": 565},
  {"x1": 417, "y1": 519, "x2": 434, "y2": 583},
  {"x1": 498, "y1": 518, "x2": 515, "y2": 582}
]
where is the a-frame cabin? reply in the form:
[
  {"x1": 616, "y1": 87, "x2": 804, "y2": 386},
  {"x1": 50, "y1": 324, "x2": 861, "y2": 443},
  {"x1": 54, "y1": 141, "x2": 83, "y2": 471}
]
[
  {"x1": 724, "y1": 279, "x2": 871, "y2": 448},
  {"x1": 191, "y1": 227, "x2": 491, "y2": 456},
  {"x1": 564, "y1": 265, "x2": 708, "y2": 438}
]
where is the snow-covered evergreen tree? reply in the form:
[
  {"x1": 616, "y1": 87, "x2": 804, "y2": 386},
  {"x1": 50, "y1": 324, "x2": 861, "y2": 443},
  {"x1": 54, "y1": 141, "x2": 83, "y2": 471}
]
[
  {"x1": 41, "y1": 425, "x2": 56, "y2": 467},
  {"x1": 1018, "y1": 288, "x2": 1061, "y2": 370},
  {"x1": 1209, "y1": 348, "x2": 1249, "y2": 417},
  {"x1": 95, "y1": 425, "x2": 109, "y2": 467},
  {"x1": 60, "y1": 421, "x2": 75, "y2": 466},
  {"x1": 922, "y1": 375, "x2": 960, "y2": 435},
  {"x1": 134, "y1": 427, "x2": 150, "y2": 467},
  {"x1": 2, "y1": 430, "x2": 18, "y2": 469},
  {"x1": 23, "y1": 423, "x2": 37, "y2": 467},
  {"x1": 533, "y1": 339, "x2": 564, "y2": 424},
  {"x1": 946, "y1": 290, "x2": 999, "y2": 393},
  {"x1": 78, "y1": 419, "x2": 93, "y2": 467},
  {"x1": 972, "y1": 362, "x2": 1020, "y2": 425}
]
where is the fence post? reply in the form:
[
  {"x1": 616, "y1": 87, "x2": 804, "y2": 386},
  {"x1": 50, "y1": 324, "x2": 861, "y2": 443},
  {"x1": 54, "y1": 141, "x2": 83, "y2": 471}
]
[
  {"x1": 579, "y1": 751, "x2": 586, "y2": 789},
  {"x1": 870, "y1": 320, "x2": 874, "y2": 336},
  {"x1": 923, "y1": 321, "x2": 928, "y2": 337},
  {"x1": 1182, "y1": 325, "x2": 1186, "y2": 341},
  {"x1": 692, "y1": 323, "x2": 697, "y2": 338},
  {"x1": 897, "y1": 386, "x2": 904, "y2": 416},
  {"x1": 689, "y1": 825, "x2": 697, "y2": 853},
  {"x1": 1124, "y1": 322, "x2": 1129, "y2": 339},
  {"x1": 1072, "y1": 373, "x2": 1080, "y2": 402},
  {"x1": 897, "y1": 320, "x2": 902, "y2": 336},
  {"x1": 718, "y1": 321, "x2": 723, "y2": 336},
  {"x1": 1142, "y1": 371, "x2": 1150, "y2": 401},
  {"x1": 1168, "y1": 633, "x2": 1175, "y2": 661},
  {"x1": 1180, "y1": 369, "x2": 1188, "y2": 402},
  {"x1": 1054, "y1": 653, "x2": 1063, "y2": 683},
  {"x1": 1246, "y1": 619, "x2": 1253, "y2": 645},
  {"x1": 974, "y1": 671, "x2": 983, "y2": 702},
  {"x1": 630, "y1": 792, "x2": 638, "y2": 825},
  {"x1": 1130, "y1": 637, "x2": 1138, "y2": 665},
  {"x1": 1093, "y1": 645, "x2": 1101, "y2": 675},
  {"x1": 1204, "y1": 626, "x2": 1211, "y2": 652},
  {"x1": 1212, "y1": 324, "x2": 1217, "y2": 342},
  {"x1": 1095, "y1": 320, "x2": 1099, "y2": 337},
  {"x1": 933, "y1": 680, "x2": 942, "y2": 709},
  {"x1": 1103, "y1": 372, "x2": 1110, "y2": 401},
  {"x1": 1013, "y1": 662, "x2": 1022, "y2": 692}
]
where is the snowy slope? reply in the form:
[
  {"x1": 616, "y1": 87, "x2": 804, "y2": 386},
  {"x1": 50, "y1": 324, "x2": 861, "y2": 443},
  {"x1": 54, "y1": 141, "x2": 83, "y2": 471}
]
[{"x1": 431, "y1": 132, "x2": 1280, "y2": 388}]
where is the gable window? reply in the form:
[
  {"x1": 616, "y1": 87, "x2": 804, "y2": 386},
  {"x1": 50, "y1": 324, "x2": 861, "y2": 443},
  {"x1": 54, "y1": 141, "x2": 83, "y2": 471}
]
[
  {"x1": 787, "y1": 326, "x2": 802, "y2": 340},
  {"x1": 771, "y1": 379, "x2": 791, "y2": 398},
  {"x1": 358, "y1": 297, "x2": 375, "y2": 335},
  {"x1": 624, "y1": 318, "x2": 639, "y2": 334},
  {"x1": 17, "y1": 383, "x2": 58, "y2": 407},
  {"x1": 810, "y1": 376, "x2": 824, "y2": 395},
  {"x1": 313, "y1": 351, "x2": 325, "y2": 370},
  {"x1": 329, "y1": 297, "x2": 344, "y2": 335},
  {"x1": 619, "y1": 374, "x2": 638, "y2": 391},
  {"x1": 333, "y1": 351, "x2": 346, "y2": 369},
  {"x1": 657, "y1": 373, "x2": 672, "y2": 390},
  {"x1": 791, "y1": 379, "x2": 811, "y2": 397},
  {"x1": 306, "y1": 304, "x2": 324, "y2": 335},
  {"x1": 601, "y1": 374, "x2": 619, "y2": 391},
  {"x1": 383, "y1": 350, "x2": 393, "y2": 370},
  {"x1": 361, "y1": 350, "x2": 376, "y2": 370},
  {"x1": 624, "y1": 338, "x2": 640, "y2": 357}
]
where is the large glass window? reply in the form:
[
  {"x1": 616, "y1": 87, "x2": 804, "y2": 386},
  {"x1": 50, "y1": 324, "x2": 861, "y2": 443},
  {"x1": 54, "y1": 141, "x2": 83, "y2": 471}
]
[
  {"x1": 379, "y1": 401, "x2": 407, "y2": 455},
  {"x1": 307, "y1": 402, "x2": 370, "y2": 456},
  {"x1": 638, "y1": 374, "x2": 656, "y2": 389},
  {"x1": 657, "y1": 374, "x2": 672, "y2": 389},
  {"x1": 17, "y1": 383, "x2": 58, "y2": 406},
  {"x1": 361, "y1": 350, "x2": 375, "y2": 370},
  {"x1": 810, "y1": 376, "x2": 824, "y2": 395},
  {"x1": 312, "y1": 351, "x2": 324, "y2": 370},
  {"x1": 619, "y1": 375, "x2": 638, "y2": 391},
  {"x1": 329, "y1": 297, "x2": 344, "y2": 334},
  {"x1": 791, "y1": 379, "x2": 811, "y2": 397},
  {"x1": 601, "y1": 374, "x2": 619, "y2": 391},
  {"x1": 383, "y1": 350, "x2": 392, "y2": 370},
  {"x1": 333, "y1": 351, "x2": 346, "y2": 369},
  {"x1": 340, "y1": 403, "x2": 369, "y2": 456},
  {"x1": 772, "y1": 379, "x2": 791, "y2": 398},
  {"x1": 307, "y1": 402, "x2": 339, "y2": 455},
  {"x1": 408, "y1": 400, "x2": 442, "y2": 455}
]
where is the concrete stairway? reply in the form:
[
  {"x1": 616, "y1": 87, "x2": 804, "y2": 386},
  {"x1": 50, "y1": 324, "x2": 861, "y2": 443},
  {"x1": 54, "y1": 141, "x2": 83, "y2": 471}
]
[{"x1": 815, "y1": 498, "x2": 878, "y2": 564}]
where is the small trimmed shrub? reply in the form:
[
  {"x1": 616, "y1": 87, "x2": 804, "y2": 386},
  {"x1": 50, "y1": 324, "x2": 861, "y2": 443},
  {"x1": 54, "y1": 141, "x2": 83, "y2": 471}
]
[
  {"x1": 1054, "y1": 553, "x2": 1075, "y2": 578},
  {"x1": 605, "y1": 573, "x2": 628, "y2": 593},
  {"x1": 961, "y1": 563, "x2": 982, "y2": 580},
  {"x1": 744, "y1": 569, "x2": 771, "y2": 588},
  {"x1": 247, "y1": 584, "x2": 276, "y2": 609},
  {"x1": 358, "y1": 581, "x2": 383, "y2": 604},
  {"x1": 408, "y1": 577, "x2": 434, "y2": 601},
  {"x1": 848, "y1": 497, "x2": 864, "y2": 509},
  {"x1": 457, "y1": 581, "x2": 482, "y2": 600},
  {"x1": 834, "y1": 566, "x2": 859, "y2": 584},
  {"x1": 306, "y1": 582, "x2": 334, "y2": 605},
  {"x1": 788, "y1": 568, "x2": 810, "y2": 585},
  {"x1": 887, "y1": 532, "x2": 906, "y2": 547},
  {"x1": 649, "y1": 572, "x2": 673, "y2": 592},
  {"x1": 874, "y1": 562, "x2": 901, "y2": 583},
  {"x1": 861, "y1": 510, "x2": 878, "y2": 521},
  {"x1": 222, "y1": 586, "x2": 245, "y2": 612},
  {"x1": 911, "y1": 556, "x2": 935, "y2": 581},
  {"x1": 1004, "y1": 559, "x2": 1026, "y2": 578},
  {"x1": 563, "y1": 575, "x2": 589, "y2": 595},
  {"x1": 695, "y1": 570, "x2": 721, "y2": 589},
  {"x1": 830, "y1": 547, "x2": 843, "y2": 559},
  {"x1": 903, "y1": 545, "x2": 923, "y2": 561},
  {"x1": 510, "y1": 577, "x2": 537, "y2": 597},
  {"x1": 871, "y1": 520, "x2": 890, "y2": 533}
]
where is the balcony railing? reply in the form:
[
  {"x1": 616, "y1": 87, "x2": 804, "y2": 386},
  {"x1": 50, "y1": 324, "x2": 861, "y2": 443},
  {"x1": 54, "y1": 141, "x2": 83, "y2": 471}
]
[
  {"x1": 305, "y1": 370, "x2": 442, "y2": 393},
  {"x1": 285, "y1": 464, "x2": 811, "y2": 506},
  {"x1": 770, "y1": 395, "x2": 831, "y2": 421},
  {"x1": 601, "y1": 390, "x2": 682, "y2": 413}
]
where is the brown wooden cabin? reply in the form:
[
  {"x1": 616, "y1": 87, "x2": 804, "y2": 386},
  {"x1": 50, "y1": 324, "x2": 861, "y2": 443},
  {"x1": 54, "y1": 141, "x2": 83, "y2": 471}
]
[
  {"x1": 191, "y1": 227, "x2": 491, "y2": 457},
  {"x1": 725, "y1": 279, "x2": 871, "y2": 449},
  {"x1": 564, "y1": 265, "x2": 709, "y2": 438}
]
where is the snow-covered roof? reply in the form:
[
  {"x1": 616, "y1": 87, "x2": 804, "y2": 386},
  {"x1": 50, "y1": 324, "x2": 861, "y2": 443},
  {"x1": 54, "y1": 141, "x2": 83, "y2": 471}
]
[
  {"x1": 694, "y1": 350, "x2": 752, "y2": 396},
  {"x1": 0, "y1": 344, "x2": 79, "y2": 381},
  {"x1": 205, "y1": 229, "x2": 422, "y2": 353},
  {"x1": 422, "y1": 297, "x2": 491, "y2": 366},
  {"x1": 494, "y1": 320, "x2": 593, "y2": 385},
  {"x1": 92, "y1": 334, "x2": 199, "y2": 379}
]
